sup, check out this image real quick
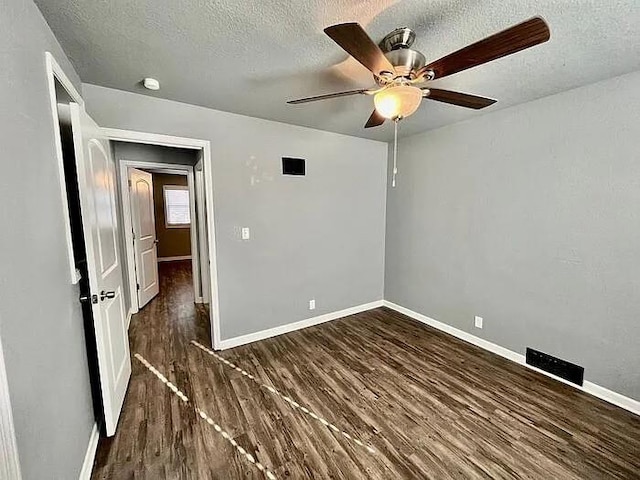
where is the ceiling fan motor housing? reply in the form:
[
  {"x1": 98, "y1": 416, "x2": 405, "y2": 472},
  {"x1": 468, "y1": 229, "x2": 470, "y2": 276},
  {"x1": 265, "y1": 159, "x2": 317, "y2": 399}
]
[{"x1": 379, "y1": 27, "x2": 426, "y2": 81}]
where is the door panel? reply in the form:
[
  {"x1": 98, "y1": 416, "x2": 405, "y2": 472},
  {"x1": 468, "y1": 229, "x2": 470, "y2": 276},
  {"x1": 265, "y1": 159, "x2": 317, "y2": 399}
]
[
  {"x1": 70, "y1": 103, "x2": 130, "y2": 436},
  {"x1": 140, "y1": 249, "x2": 156, "y2": 285},
  {"x1": 89, "y1": 141, "x2": 118, "y2": 272},
  {"x1": 103, "y1": 288, "x2": 127, "y2": 383},
  {"x1": 129, "y1": 168, "x2": 159, "y2": 307},
  {"x1": 136, "y1": 179, "x2": 154, "y2": 236}
]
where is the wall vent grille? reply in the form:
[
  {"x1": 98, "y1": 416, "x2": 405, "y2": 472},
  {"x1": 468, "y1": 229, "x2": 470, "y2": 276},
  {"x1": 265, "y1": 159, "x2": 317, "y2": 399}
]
[
  {"x1": 282, "y1": 157, "x2": 305, "y2": 176},
  {"x1": 526, "y1": 348, "x2": 584, "y2": 386}
]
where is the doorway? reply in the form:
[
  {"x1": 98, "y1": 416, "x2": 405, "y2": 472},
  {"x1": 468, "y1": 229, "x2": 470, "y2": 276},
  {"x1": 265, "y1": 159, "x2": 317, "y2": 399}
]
[
  {"x1": 111, "y1": 138, "x2": 220, "y2": 348},
  {"x1": 100, "y1": 129, "x2": 220, "y2": 349}
]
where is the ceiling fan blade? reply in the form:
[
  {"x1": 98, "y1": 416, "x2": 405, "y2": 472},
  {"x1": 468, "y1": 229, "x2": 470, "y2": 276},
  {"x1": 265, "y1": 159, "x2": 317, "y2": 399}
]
[
  {"x1": 287, "y1": 89, "x2": 369, "y2": 104},
  {"x1": 424, "y1": 88, "x2": 497, "y2": 109},
  {"x1": 324, "y1": 23, "x2": 396, "y2": 77},
  {"x1": 418, "y1": 17, "x2": 550, "y2": 80},
  {"x1": 364, "y1": 109, "x2": 385, "y2": 128}
]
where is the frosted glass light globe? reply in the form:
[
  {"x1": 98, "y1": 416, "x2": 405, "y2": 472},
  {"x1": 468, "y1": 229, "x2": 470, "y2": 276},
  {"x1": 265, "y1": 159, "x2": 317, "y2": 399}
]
[{"x1": 374, "y1": 85, "x2": 423, "y2": 119}]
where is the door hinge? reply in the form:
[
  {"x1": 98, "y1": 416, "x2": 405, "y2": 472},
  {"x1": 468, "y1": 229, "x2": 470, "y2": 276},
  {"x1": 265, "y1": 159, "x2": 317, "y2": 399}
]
[
  {"x1": 137, "y1": 283, "x2": 140, "y2": 291},
  {"x1": 128, "y1": 179, "x2": 132, "y2": 188}
]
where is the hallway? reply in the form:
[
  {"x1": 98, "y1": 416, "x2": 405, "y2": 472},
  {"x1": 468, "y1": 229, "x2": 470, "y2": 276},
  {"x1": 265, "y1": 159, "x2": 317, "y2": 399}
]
[{"x1": 91, "y1": 262, "x2": 640, "y2": 479}]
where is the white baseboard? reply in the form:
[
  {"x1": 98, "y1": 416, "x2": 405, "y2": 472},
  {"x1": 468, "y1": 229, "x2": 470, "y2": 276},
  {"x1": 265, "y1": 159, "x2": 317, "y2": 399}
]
[
  {"x1": 78, "y1": 423, "x2": 99, "y2": 480},
  {"x1": 383, "y1": 301, "x2": 523, "y2": 363},
  {"x1": 219, "y1": 300, "x2": 384, "y2": 350},
  {"x1": 157, "y1": 255, "x2": 192, "y2": 263},
  {"x1": 126, "y1": 308, "x2": 133, "y2": 330},
  {"x1": 383, "y1": 301, "x2": 640, "y2": 417}
]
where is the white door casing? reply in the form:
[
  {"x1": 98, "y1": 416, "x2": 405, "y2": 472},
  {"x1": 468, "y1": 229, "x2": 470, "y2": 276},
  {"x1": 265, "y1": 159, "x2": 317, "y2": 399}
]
[
  {"x1": 129, "y1": 168, "x2": 160, "y2": 308},
  {"x1": 70, "y1": 103, "x2": 131, "y2": 436},
  {"x1": 102, "y1": 128, "x2": 221, "y2": 349},
  {"x1": 195, "y1": 160, "x2": 210, "y2": 303}
]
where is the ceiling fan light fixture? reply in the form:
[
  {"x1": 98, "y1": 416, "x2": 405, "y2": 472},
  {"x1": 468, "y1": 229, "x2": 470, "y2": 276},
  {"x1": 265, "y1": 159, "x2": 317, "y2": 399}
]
[{"x1": 374, "y1": 85, "x2": 423, "y2": 120}]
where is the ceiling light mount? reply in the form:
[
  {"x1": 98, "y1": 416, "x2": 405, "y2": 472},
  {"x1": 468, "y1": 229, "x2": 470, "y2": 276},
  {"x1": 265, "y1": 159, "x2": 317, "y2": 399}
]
[
  {"x1": 377, "y1": 27, "x2": 427, "y2": 80},
  {"x1": 380, "y1": 27, "x2": 416, "y2": 51},
  {"x1": 382, "y1": 48, "x2": 426, "y2": 80}
]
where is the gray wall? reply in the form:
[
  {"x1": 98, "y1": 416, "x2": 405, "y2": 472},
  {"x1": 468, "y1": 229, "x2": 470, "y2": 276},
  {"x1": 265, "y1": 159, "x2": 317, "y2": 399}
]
[
  {"x1": 86, "y1": 85, "x2": 388, "y2": 339},
  {"x1": 0, "y1": 0, "x2": 95, "y2": 478},
  {"x1": 385, "y1": 70, "x2": 640, "y2": 401}
]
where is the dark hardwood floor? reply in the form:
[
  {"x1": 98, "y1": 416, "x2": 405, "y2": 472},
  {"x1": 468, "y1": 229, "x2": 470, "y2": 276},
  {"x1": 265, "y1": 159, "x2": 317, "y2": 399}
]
[{"x1": 92, "y1": 261, "x2": 640, "y2": 479}]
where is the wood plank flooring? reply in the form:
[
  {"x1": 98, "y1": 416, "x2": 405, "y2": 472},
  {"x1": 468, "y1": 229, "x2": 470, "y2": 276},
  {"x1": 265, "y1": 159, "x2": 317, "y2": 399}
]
[{"x1": 91, "y1": 261, "x2": 640, "y2": 479}]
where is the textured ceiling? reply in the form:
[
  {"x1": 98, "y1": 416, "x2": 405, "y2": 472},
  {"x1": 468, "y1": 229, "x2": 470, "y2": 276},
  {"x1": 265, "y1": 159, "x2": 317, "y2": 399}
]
[{"x1": 35, "y1": 0, "x2": 640, "y2": 141}]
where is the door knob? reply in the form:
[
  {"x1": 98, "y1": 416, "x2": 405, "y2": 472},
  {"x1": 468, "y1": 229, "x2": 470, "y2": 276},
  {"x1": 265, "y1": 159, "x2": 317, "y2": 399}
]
[
  {"x1": 153, "y1": 239, "x2": 159, "y2": 245},
  {"x1": 100, "y1": 290, "x2": 116, "y2": 301}
]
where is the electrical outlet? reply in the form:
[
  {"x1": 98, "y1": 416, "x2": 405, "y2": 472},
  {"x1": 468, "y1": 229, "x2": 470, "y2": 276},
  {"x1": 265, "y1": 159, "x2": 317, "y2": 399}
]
[
  {"x1": 475, "y1": 316, "x2": 483, "y2": 329},
  {"x1": 241, "y1": 227, "x2": 250, "y2": 240},
  {"x1": 309, "y1": 299, "x2": 315, "y2": 310}
]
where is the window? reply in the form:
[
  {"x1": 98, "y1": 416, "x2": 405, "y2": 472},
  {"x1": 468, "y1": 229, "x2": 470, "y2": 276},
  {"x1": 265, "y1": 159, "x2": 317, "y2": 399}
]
[{"x1": 163, "y1": 185, "x2": 190, "y2": 228}]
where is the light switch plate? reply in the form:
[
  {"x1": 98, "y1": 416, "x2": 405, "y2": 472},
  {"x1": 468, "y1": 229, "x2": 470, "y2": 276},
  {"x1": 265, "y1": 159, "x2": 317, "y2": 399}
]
[
  {"x1": 475, "y1": 316, "x2": 483, "y2": 329},
  {"x1": 309, "y1": 299, "x2": 315, "y2": 310},
  {"x1": 241, "y1": 227, "x2": 250, "y2": 240}
]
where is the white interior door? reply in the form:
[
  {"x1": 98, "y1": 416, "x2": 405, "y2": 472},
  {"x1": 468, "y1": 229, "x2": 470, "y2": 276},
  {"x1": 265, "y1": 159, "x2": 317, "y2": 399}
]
[
  {"x1": 129, "y1": 168, "x2": 160, "y2": 308},
  {"x1": 70, "y1": 103, "x2": 130, "y2": 436}
]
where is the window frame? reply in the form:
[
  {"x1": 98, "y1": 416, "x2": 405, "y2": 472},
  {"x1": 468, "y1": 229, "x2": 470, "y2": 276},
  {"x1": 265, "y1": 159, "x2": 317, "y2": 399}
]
[{"x1": 163, "y1": 184, "x2": 191, "y2": 229}]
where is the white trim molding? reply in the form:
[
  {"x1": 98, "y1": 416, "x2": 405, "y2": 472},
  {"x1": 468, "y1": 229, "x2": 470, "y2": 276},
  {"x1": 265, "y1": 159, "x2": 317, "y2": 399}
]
[
  {"x1": 157, "y1": 255, "x2": 192, "y2": 263},
  {"x1": 78, "y1": 423, "x2": 99, "y2": 480},
  {"x1": 383, "y1": 301, "x2": 640, "y2": 417},
  {"x1": 194, "y1": 159, "x2": 210, "y2": 304},
  {"x1": 0, "y1": 334, "x2": 22, "y2": 480},
  {"x1": 126, "y1": 308, "x2": 133, "y2": 330},
  {"x1": 219, "y1": 301, "x2": 384, "y2": 350},
  {"x1": 45, "y1": 51, "x2": 84, "y2": 285},
  {"x1": 102, "y1": 128, "x2": 208, "y2": 150}
]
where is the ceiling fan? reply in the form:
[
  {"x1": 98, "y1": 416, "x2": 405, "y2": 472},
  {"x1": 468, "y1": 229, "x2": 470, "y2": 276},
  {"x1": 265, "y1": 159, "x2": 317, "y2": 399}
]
[{"x1": 287, "y1": 17, "x2": 551, "y2": 128}]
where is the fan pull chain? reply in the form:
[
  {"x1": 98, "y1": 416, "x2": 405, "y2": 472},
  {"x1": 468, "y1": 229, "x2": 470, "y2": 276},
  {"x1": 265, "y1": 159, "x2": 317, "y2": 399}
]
[{"x1": 392, "y1": 118, "x2": 399, "y2": 187}]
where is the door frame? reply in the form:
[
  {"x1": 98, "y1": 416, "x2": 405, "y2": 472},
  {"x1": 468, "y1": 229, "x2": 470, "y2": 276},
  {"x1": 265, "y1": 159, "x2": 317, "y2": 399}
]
[
  {"x1": 0, "y1": 334, "x2": 22, "y2": 480},
  {"x1": 45, "y1": 51, "x2": 85, "y2": 284},
  {"x1": 194, "y1": 157, "x2": 210, "y2": 303},
  {"x1": 119, "y1": 161, "x2": 200, "y2": 310},
  {"x1": 104, "y1": 129, "x2": 221, "y2": 349}
]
